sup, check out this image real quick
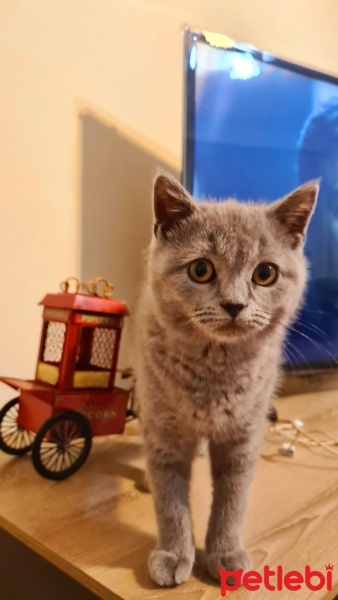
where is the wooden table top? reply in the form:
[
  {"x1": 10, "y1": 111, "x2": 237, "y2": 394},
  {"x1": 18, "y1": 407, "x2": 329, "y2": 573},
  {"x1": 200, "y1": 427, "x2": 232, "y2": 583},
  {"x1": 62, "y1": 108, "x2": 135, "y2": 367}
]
[{"x1": 0, "y1": 388, "x2": 338, "y2": 600}]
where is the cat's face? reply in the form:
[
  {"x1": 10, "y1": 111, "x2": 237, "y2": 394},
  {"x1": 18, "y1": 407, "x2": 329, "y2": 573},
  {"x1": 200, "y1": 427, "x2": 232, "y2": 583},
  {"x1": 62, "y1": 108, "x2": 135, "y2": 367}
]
[{"x1": 149, "y1": 176, "x2": 318, "y2": 344}]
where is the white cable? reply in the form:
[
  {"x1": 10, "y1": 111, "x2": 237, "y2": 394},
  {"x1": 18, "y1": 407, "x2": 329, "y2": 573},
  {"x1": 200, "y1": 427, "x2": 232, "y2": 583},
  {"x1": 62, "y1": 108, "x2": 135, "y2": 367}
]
[{"x1": 268, "y1": 419, "x2": 338, "y2": 457}]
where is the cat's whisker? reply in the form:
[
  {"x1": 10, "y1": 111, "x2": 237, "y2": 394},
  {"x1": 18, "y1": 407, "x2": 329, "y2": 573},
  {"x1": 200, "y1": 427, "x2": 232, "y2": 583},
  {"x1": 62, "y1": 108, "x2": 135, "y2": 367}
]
[
  {"x1": 298, "y1": 307, "x2": 333, "y2": 316},
  {"x1": 251, "y1": 311, "x2": 271, "y2": 327},
  {"x1": 282, "y1": 345, "x2": 295, "y2": 374},
  {"x1": 298, "y1": 322, "x2": 338, "y2": 358},
  {"x1": 296, "y1": 318, "x2": 337, "y2": 352},
  {"x1": 252, "y1": 311, "x2": 269, "y2": 321},
  {"x1": 296, "y1": 319, "x2": 329, "y2": 336},
  {"x1": 200, "y1": 318, "x2": 225, "y2": 324},
  {"x1": 189, "y1": 313, "x2": 227, "y2": 327},
  {"x1": 194, "y1": 307, "x2": 217, "y2": 316},
  {"x1": 288, "y1": 325, "x2": 338, "y2": 367},
  {"x1": 251, "y1": 317, "x2": 268, "y2": 326},
  {"x1": 270, "y1": 318, "x2": 338, "y2": 368},
  {"x1": 197, "y1": 317, "x2": 221, "y2": 323},
  {"x1": 283, "y1": 341, "x2": 315, "y2": 386},
  {"x1": 271, "y1": 329, "x2": 315, "y2": 389},
  {"x1": 194, "y1": 314, "x2": 217, "y2": 320},
  {"x1": 284, "y1": 340, "x2": 313, "y2": 371}
]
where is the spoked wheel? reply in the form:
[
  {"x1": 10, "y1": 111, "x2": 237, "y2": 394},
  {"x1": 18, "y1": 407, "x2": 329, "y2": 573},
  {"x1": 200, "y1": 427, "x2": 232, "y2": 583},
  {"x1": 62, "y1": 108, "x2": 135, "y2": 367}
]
[
  {"x1": 0, "y1": 398, "x2": 35, "y2": 455},
  {"x1": 32, "y1": 411, "x2": 92, "y2": 480}
]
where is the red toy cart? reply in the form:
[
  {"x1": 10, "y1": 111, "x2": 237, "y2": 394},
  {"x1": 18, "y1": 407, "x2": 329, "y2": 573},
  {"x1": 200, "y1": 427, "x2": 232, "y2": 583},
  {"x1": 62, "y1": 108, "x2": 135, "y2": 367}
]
[{"x1": 0, "y1": 278, "x2": 134, "y2": 480}]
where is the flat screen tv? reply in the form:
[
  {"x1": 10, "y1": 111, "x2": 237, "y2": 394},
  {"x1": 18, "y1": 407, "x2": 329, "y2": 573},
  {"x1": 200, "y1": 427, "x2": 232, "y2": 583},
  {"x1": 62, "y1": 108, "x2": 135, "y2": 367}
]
[{"x1": 183, "y1": 29, "x2": 338, "y2": 370}]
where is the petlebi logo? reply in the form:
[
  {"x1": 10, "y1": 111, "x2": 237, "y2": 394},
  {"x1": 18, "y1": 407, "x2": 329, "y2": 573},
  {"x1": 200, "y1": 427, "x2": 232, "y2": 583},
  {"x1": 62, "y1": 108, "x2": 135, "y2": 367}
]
[{"x1": 219, "y1": 564, "x2": 334, "y2": 596}]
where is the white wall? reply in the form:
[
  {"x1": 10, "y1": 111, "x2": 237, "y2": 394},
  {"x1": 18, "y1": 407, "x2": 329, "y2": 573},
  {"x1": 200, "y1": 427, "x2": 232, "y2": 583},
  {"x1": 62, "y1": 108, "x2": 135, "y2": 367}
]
[{"x1": 1, "y1": 0, "x2": 338, "y2": 402}]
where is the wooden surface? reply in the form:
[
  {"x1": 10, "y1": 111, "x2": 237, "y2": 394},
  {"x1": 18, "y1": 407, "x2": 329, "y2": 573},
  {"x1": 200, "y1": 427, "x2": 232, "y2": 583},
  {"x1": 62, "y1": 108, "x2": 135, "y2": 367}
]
[{"x1": 1, "y1": 388, "x2": 338, "y2": 600}]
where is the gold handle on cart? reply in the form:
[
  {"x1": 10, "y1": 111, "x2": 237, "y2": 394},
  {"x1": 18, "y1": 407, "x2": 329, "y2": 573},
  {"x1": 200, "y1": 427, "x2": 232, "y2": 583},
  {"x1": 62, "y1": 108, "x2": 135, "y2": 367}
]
[
  {"x1": 60, "y1": 277, "x2": 114, "y2": 298},
  {"x1": 86, "y1": 277, "x2": 114, "y2": 298},
  {"x1": 60, "y1": 277, "x2": 81, "y2": 294}
]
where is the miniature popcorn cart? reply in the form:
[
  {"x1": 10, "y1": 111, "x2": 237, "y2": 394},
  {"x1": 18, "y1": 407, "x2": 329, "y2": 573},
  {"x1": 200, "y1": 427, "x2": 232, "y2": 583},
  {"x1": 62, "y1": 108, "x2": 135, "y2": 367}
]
[{"x1": 0, "y1": 278, "x2": 134, "y2": 480}]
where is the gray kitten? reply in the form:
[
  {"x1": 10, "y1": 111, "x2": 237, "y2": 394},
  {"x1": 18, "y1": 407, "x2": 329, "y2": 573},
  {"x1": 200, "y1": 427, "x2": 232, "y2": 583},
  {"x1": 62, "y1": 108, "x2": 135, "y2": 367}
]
[{"x1": 135, "y1": 174, "x2": 318, "y2": 587}]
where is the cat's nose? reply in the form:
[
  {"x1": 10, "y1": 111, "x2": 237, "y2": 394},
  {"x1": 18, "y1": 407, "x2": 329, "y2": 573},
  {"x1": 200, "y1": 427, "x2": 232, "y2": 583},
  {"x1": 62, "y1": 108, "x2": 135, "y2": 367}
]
[{"x1": 221, "y1": 303, "x2": 246, "y2": 318}]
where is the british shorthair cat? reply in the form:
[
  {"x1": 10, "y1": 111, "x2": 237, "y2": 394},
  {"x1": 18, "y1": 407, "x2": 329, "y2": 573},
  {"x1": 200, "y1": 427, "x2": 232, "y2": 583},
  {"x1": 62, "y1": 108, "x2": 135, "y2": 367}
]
[{"x1": 135, "y1": 174, "x2": 318, "y2": 586}]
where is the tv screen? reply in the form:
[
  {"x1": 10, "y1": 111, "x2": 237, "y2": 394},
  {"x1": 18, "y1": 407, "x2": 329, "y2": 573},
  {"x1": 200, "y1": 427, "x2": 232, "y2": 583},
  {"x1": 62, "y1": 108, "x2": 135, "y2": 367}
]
[{"x1": 183, "y1": 29, "x2": 338, "y2": 369}]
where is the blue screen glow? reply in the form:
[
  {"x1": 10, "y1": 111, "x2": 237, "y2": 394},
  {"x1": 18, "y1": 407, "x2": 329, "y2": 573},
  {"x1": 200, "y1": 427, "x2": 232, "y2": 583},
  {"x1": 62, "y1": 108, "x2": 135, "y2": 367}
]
[{"x1": 184, "y1": 37, "x2": 338, "y2": 368}]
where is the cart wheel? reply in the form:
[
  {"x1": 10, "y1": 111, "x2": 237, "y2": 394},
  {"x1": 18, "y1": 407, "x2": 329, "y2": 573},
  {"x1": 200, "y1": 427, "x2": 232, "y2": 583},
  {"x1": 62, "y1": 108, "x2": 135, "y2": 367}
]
[
  {"x1": 0, "y1": 398, "x2": 35, "y2": 456},
  {"x1": 32, "y1": 411, "x2": 92, "y2": 480}
]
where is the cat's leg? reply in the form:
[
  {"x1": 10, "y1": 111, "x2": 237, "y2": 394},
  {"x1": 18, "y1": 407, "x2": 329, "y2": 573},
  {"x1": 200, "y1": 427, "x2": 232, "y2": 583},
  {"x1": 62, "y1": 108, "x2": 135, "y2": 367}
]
[
  {"x1": 205, "y1": 436, "x2": 259, "y2": 580},
  {"x1": 145, "y1": 433, "x2": 196, "y2": 586}
]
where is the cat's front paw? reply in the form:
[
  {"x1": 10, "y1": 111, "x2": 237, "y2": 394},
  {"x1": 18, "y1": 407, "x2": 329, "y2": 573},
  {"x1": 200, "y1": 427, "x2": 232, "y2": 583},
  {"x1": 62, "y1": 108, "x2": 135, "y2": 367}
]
[
  {"x1": 207, "y1": 548, "x2": 251, "y2": 581},
  {"x1": 148, "y1": 548, "x2": 194, "y2": 586}
]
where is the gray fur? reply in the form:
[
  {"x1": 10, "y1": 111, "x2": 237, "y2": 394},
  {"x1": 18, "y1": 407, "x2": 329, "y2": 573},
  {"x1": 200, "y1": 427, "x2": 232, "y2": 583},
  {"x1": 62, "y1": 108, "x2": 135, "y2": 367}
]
[{"x1": 134, "y1": 175, "x2": 318, "y2": 586}]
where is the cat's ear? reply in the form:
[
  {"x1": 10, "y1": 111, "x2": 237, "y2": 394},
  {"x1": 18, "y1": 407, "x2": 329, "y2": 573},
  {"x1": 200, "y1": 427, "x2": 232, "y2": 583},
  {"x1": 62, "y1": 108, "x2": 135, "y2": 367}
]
[
  {"x1": 153, "y1": 174, "x2": 195, "y2": 238},
  {"x1": 266, "y1": 180, "x2": 319, "y2": 248}
]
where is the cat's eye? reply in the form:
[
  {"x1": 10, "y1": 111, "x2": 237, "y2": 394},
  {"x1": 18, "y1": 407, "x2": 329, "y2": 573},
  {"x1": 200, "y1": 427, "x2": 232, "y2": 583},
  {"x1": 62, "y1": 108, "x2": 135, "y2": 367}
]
[
  {"x1": 252, "y1": 263, "x2": 278, "y2": 286},
  {"x1": 188, "y1": 259, "x2": 215, "y2": 283}
]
